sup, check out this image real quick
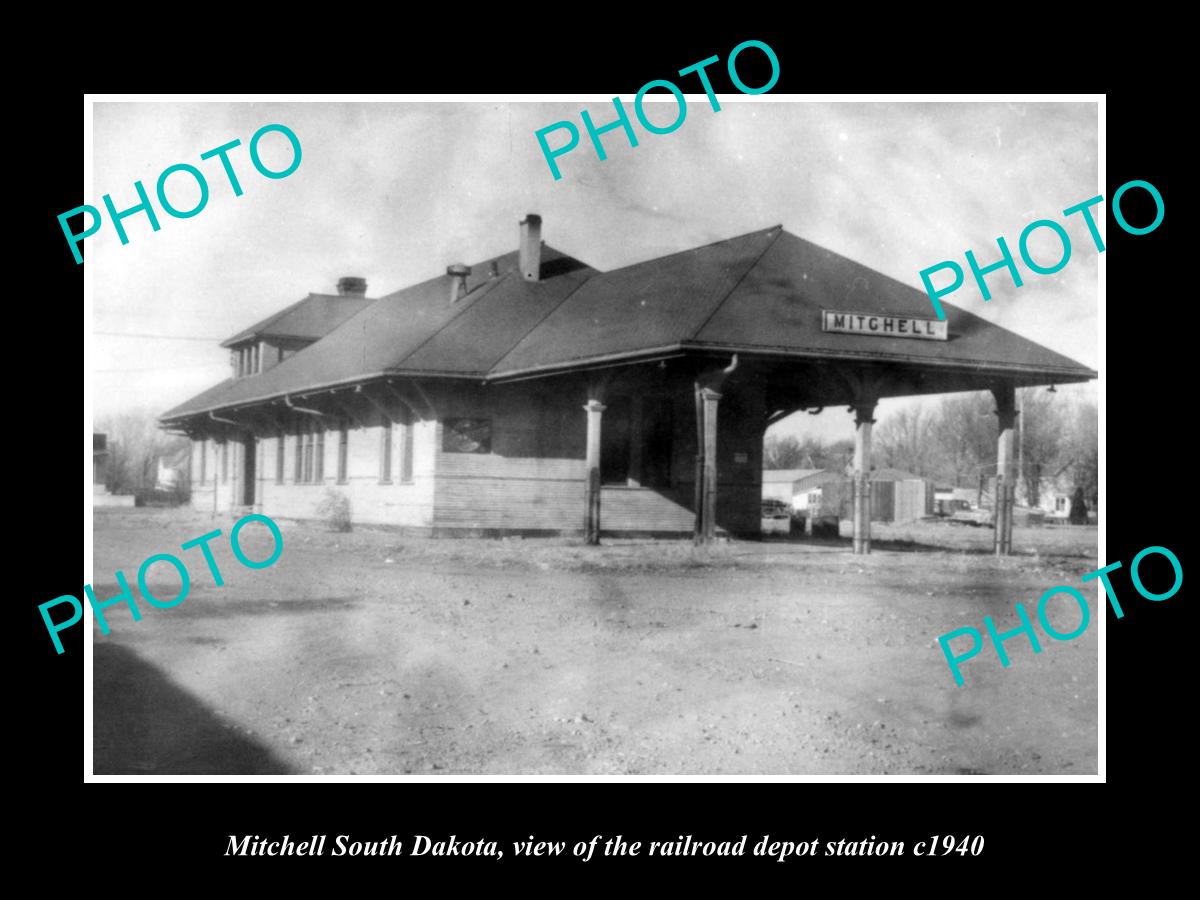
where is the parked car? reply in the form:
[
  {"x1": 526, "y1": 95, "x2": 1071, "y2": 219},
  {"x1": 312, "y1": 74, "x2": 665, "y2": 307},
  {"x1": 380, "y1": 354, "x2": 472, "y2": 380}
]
[
  {"x1": 761, "y1": 499, "x2": 793, "y2": 535},
  {"x1": 950, "y1": 506, "x2": 994, "y2": 527},
  {"x1": 761, "y1": 499, "x2": 791, "y2": 519},
  {"x1": 936, "y1": 498, "x2": 972, "y2": 517}
]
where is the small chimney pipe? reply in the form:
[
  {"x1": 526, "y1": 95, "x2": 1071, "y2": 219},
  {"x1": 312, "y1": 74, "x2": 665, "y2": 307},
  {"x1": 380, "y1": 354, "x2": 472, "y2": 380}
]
[
  {"x1": 519, "y1": 214, "x2": 542, "y2": 282},
  {"x1": 337, "y1": 276, "x2": 367, "y2": 296},
  {"x1": 447, "y1": 264, "x2": 472, "y2": 303}
]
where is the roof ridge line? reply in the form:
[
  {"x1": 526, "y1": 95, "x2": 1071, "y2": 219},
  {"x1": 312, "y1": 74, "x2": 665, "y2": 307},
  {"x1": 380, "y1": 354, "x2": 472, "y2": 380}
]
[
  {"x1": 220, "y1": 294, "x2": 312, "y2": 347},
  {"x1": 387, "y1": 271, "x2": 515, "y2": 371},
  {"x1": 372, "y1": 244, "x2": 574, "y2": 302},
  {"x1": 687, "y1": 227, "x2": 784, "y2": 340},
  {"x1": 254, "y1": 289, "x2": 388, "y2": 374},
  {"x1": 484, "y1": 271, "x2": 597, "y2": 378},
  {"x1": 601, "y1": 224, "x2": 783, "y2": 277}
]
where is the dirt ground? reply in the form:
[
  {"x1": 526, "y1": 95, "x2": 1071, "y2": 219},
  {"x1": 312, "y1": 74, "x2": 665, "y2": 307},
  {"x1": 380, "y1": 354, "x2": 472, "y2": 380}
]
[{"x1": 91, "y1": 508, "x2": 1098, "y2": 776}]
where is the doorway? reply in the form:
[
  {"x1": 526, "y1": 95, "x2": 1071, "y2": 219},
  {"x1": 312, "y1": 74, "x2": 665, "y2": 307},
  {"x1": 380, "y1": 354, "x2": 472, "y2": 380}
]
[{"x1": 600, "y1": 395, "x2": 673, "y2": 487}]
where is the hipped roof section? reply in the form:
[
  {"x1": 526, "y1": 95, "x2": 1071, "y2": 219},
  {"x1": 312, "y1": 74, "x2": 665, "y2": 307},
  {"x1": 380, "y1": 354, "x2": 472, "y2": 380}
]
[
  {"x1": 161, "y1": 227, "x2": 1097, "y2": 422},
  {"x1": 220, "y1": 292, "x2": 374, "y2": 347}
]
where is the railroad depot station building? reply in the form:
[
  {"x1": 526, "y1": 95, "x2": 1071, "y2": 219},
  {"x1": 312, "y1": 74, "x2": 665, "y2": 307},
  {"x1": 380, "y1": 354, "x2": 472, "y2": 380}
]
[{"x1": 160, "y1": 215, "x2": 1096, "y2": 553}]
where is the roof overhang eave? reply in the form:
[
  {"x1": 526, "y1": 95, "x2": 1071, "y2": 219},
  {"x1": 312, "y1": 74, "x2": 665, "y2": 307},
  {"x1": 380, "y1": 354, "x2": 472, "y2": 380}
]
[
  {"x1": 158, "y1": 369, "x2": 489, "y2": 425},
  {"x1": 483, "y1": 346, "x2": 689, "y2": 384},
  {"x1": 481, "y1": 342, "x2": 1096, "y2": 385},
  {"x1": 675, "y1": 341, "x2": 1097, "y2": 382},
  {"x1": 159, "y1": 371, "x2": 395, "y2": 424}
]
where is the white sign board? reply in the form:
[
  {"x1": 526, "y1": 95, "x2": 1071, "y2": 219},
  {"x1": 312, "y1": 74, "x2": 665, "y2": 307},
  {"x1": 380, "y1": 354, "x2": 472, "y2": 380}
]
[{"x1": 822, "y1": 310, "x2": 948, "y2": 341}]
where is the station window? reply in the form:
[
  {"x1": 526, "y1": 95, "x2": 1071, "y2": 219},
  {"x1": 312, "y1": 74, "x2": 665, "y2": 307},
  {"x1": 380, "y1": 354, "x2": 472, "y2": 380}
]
[{"x1": 294, "y1": 419, "x2": 325, "y2": 484}]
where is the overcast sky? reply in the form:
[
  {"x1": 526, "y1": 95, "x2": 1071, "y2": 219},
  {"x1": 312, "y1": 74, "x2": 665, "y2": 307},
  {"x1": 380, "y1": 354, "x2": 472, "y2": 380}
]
[{"x1": 89, "y1": 99, "x2": 1099, "y2": 440}]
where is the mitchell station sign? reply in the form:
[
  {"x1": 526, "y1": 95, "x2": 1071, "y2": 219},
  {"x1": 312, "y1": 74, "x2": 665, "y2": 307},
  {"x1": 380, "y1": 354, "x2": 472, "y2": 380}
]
[{"x1": 822, "y1": 310, "x2": 948, "y2": 341}]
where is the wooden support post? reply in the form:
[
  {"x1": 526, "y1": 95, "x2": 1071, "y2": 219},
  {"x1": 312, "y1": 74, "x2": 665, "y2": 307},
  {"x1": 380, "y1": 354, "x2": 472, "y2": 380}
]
[
  {"x1": 700, "y1": 388, "x2": 721, "y2": 544},
  {"x1": 992, "y1": 384, "x2": 1017, "y2": 556},
  {"x1": 692, "y1": 356, "x2": 738, "y2": 546},
  {"x1": 584, "y1": 399, "x2": 605, "y2": 545},
  {"x1": 693, "y1": 383, "x2": 704, "y2": 545},
  {"x1": 851, "y1": 400, "x2": 877, "y2": 555}
]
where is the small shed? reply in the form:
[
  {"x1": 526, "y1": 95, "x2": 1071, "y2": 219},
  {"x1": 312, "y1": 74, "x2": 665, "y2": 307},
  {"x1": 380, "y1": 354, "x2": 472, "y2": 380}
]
[
  {"x1": 156, "y1": 446, "x2": 191, "y2": 491},
  {"x1": 761, "y1": 468, "x2": 821, "y2": 510},
  {"x1": 812, "y1": 468, "x2": 933, "y2": 524}
]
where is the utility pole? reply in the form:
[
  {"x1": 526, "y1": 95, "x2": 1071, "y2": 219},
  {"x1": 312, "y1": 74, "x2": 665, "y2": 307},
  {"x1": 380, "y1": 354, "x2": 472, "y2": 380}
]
[{"x1": 1017, "y1": 388, "x2": 1024, "y2": 506}]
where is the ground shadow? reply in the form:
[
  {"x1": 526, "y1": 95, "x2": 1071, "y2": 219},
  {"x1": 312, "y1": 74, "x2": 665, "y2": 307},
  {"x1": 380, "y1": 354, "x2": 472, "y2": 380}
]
[
  {"x1": 94, "y1": 643, "x2": 294, "y2": 775},
  {"x1": 758, "y1": 525, "x2": 1034, "y2": 555},
  {"x1": 759, "y1": 532, "x2": 964, "y2": 553}
]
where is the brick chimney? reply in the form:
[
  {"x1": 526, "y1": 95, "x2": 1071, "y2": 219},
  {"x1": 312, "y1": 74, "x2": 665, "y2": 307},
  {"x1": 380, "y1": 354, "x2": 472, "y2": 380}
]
[
  {"x1": 447, "y1": 264, "x2": 471, "y2": 303},
  {"x1": 519, "y1": 214, "x2": 542, "y2": 282},
  {"x1": 337, "y1": 276, "x2": 367, "y2": 296}
]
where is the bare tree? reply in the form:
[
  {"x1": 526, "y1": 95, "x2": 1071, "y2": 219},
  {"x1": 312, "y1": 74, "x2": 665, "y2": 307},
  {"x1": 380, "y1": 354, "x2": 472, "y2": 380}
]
[
  {"x1": 1065, "y1": 398, "x2": 1098, "y2": 510},
  {"x1": 763, "y1": 434, "x2": 806, "y2": 469},
  {"x1": 926, "y1": 393, "x2": 996, "y2": 486},
  {"x1": 95, "y1": 407, "x2": 190, "y2": 495},
  {"x1": 874, "y1": 406, "x2": 932, "y2": 477},
  {"x1": 1017, "y1": 388, "x2": 1064, "y2": 508},
  {"x1": 763, "y1": 434, "x2": 856, "y2": 471}
]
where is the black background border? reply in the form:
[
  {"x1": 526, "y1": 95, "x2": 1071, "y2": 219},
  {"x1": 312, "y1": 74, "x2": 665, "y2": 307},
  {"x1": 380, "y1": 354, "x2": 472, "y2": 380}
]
[{"x1": 22, "y1": 26, "x2": 1180, "y2": 883}]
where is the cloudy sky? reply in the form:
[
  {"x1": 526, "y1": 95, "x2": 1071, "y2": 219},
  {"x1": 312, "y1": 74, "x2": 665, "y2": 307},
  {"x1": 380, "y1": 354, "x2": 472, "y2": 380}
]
[{"x1": 89, "y1": 99, "x2": 1099, "y2": 440}]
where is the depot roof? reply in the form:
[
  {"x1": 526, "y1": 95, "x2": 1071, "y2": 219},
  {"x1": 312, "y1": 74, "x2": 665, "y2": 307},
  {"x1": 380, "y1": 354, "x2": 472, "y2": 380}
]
[
  {"x1": 161, "y1": 225, "x2": 1097, "y2": 423},
  {"x1": 220, "y1": 292, "x2": 375, "y2": 348}
]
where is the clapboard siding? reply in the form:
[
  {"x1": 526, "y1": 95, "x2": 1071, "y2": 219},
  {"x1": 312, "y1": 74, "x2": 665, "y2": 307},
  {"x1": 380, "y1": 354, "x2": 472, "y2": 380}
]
[
  {"x1": 601, "y1": 486, "x2": 694, "y2": 532},
  {"x1": 429, "y1": 376, "x2": 766, "y2": 535},
  {"x1": 191, "y1": 415, "x2": 438, "y2": 527},
  {"x1": 257, "y1": 419, "x2": 438, "y2": 526},
  {"x1": 431, "y1": 381, "x2": 586, "y2": 529},
  {"x1": 892, "y1": 479, "x2": 931, "y2": 523},
  {"x1": 189, "y1": 437, "x2": 238, "y2": 514},
  {"x1": 434, "y1": 475, "x2": 582, "y2": 530},
  {"x1": 187, "y1": 369, "x2": 770, "y2": 536}
]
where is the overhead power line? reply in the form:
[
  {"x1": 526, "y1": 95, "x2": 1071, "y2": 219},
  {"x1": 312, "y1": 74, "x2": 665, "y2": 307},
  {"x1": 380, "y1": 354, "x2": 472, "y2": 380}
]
[
  {"x1": 94, "y1": 331, "x2": 225, "y2": 340},
  {"x1": 94, "y1": 363, "x2": 225, "y2": 373}
]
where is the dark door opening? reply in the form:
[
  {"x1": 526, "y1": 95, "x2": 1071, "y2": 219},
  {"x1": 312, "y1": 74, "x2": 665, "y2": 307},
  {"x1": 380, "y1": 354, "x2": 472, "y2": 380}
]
[
  {"x1": 242, "y1": 436, "x2": 257, "y2": 506},
  {"x1": 641, "y1": 397, "x2": 673, "y2": 488},
  {"x1": 600, "y1": 397, "x2": 631, "y2": 484},
  {"x1": 600, "y1": 396, "x2": 673, "y2": 487}
]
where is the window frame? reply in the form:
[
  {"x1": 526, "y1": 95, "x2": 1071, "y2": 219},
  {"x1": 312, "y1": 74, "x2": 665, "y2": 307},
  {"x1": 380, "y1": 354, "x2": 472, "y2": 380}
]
[
  {"x1": 442, "y1": 417, "x2": 490, "y2": 454},
  {"x1": 292, "y1": 417, "x2": 324, "y2": 485}
]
